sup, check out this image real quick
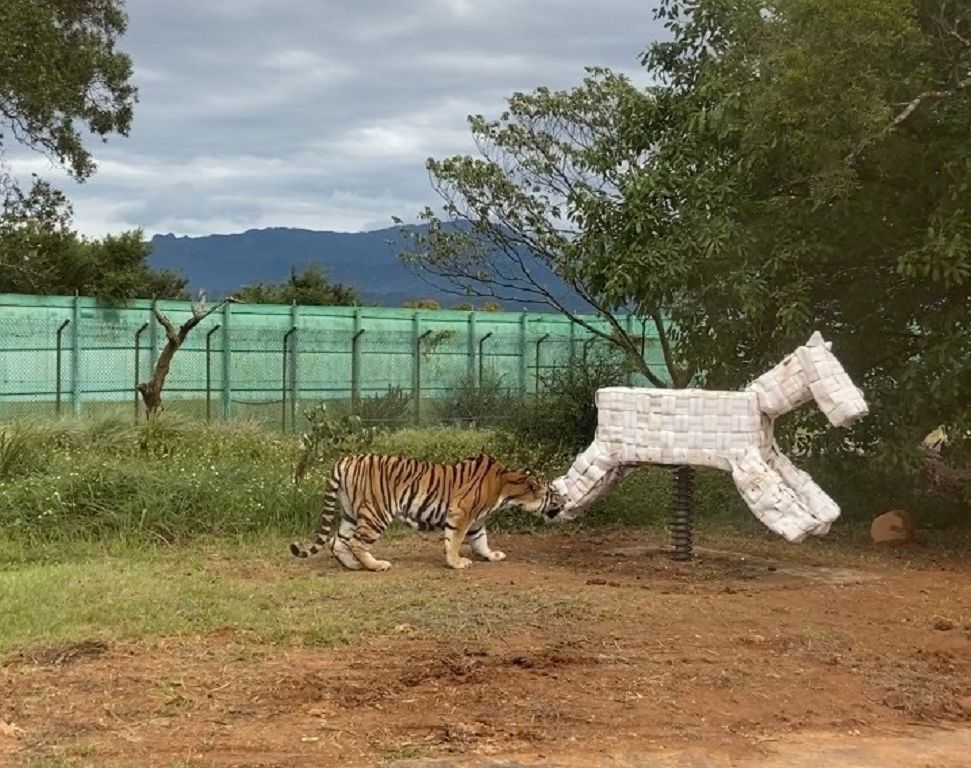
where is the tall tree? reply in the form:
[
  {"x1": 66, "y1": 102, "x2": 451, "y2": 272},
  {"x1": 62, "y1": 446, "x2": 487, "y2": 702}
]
[
  {"x1": 1, "y1": 0, "x2": 139, "y2": 290},
  {"x1": 396, "y1": 69, "x2": 682, "y2": 387},
  {"x1": 400, "y1": 0, "x2": 970, "y2": 468}
]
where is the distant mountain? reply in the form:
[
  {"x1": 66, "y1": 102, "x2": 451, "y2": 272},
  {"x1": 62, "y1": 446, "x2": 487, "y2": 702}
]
[{"x1": 147, "y1": 224, "x2": 583, "y2": 311}]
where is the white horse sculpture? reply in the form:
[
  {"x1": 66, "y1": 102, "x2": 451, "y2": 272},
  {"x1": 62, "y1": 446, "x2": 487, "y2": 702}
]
[{"x1": 550, "y1": 332, "x2": 869, "y2": 542}]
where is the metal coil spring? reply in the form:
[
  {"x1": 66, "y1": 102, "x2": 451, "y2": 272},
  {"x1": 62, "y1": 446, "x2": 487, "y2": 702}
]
[{"x1": 670, "y1": 465, "x2": 695, "y2": 561}]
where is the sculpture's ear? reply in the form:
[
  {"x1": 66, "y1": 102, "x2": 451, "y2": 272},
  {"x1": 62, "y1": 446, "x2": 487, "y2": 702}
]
[
  {"x1": 824, "y1": 341, "x2": 832, "y2": 351},
  {"x1": 806, "y1": 331, "x2": 825, "y2": 347}
]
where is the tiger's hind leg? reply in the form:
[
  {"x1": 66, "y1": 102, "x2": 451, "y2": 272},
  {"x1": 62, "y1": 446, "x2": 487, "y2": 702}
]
[
  {"x1": 444, "y1": 506, "x2": 474, "y2": 569},
  {"x1": 466, "y1": 525, "x2": 505, "y2": 562},
  {"x1": 345, "y1": 508, "x2": 392, "y2": 571},
  {"x1": 332, "y1": 517, "x2": 363, "y2": 570},
  {"x1": 327, "y1": 488, "x2": 363, "y2": 570}
]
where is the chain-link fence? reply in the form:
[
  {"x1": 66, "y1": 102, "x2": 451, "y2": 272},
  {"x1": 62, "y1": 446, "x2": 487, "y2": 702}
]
[{"x1": 0, "y1": 294, "x2": 664, "y2": 430}]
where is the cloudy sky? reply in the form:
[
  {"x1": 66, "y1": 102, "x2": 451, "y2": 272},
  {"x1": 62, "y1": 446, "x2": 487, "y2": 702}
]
[{"x1": 12, "y1": 0, "x2": 663, "y2": 238}]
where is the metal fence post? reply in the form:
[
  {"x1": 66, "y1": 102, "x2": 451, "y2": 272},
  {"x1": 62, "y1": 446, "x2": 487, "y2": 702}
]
[
  {"x1": 583, "y1": 336, "x2": 597, "y2": 362},
  {"x1": 568, "y1": 319, "x2": 576, "y2": 368},
  {"x1": 148, "y1": 298, "x2": 159, "y2": 371},
  {"x1": 55, "y1": 319, "x2": 70, "y2": 417},
  {"x1": 467, "y1": 311, "x2": 476, "y2": 381},
  {"x1": 221, "y1": 301, "x2": 232, "y2": 420},
  {"x1": 478, "y1": 332, "x2": 493, "y2": 388},
  {"x1": 289, "y1": 301, "x2": 300, "y2": 430},
  {"x1": 282, "y1": 326, "x2": 297, "y2": 432},
  {"x1": 412, "y1": 311, "x2": 419, "y2": 420},
  {"x1": 205, "y1": 323, "x2": 221, "y2": 423},
  {"x1": 71, "y1": 294, "x2": 81, "y2": 417},
  {"x1": 351, "y1": 308, "x2": 363, "y2": 410},
  {"x1": 519, "y1": 311, "x2": 528, "y2": 396},
  {"x1": 133, "y1": 321, "x2": 149, "y2": 423},
  {"x1": 535, "y1": 333, "x2": 550, "y2": 395},
  {"x1": 415, "y1": 322, "x2": 431, "y2": 424}
]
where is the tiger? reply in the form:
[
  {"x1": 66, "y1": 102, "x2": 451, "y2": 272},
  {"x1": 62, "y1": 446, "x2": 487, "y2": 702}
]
[{"x1": 289, "y1": 452, "x2": 564, "y2": 571}]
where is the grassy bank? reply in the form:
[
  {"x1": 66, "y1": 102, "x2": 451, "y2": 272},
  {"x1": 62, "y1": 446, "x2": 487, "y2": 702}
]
[
  {"x1": 0, "y1": 412, "x2": 759, "y2": 548},
  {"x1": 2, "y1": 413, "x2": 966, "y2": 660},
  {"x1": 1, "y1": 411, "x2": 961, "y2": 557}
]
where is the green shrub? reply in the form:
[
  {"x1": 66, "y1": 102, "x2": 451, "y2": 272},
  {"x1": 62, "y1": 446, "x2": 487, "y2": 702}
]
[
  {"x1": 514, "y1": 350, "x2": 630, "y2": 453},
  {"x1": 436, "y1": 370, "x2": 517, "y2": 427},
  {"x1": 355, "y1": 386, "x2": 413, "y2": 428},
  {"x1": 0, "y1": 427, "x2": 40, "y2": 480},
  {"x1": 800, "y1": 453, "x2": 969, "y2": 528},
  {"x1": 293, "y1": 402, "x2": 377, "y2": 481},
  {"x1": 570, "y1": 465, "x2": 752, "y2": 529}
]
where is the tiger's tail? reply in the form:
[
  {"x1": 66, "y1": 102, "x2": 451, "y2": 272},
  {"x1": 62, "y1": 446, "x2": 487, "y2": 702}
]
[{"x1": 290, "y1": 461, "x2": 343, "y2": 558}]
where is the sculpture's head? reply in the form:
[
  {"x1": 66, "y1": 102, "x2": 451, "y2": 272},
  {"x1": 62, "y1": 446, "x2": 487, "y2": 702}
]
[
  {"x1": 497, "y1": 467, "x2": 566, "y2": 520},
  {"x1": 796, "y1": 331, "x2": 869, "y2": 428}
]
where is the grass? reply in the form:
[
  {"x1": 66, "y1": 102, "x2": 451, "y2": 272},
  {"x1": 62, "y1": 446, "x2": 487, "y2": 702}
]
[
  {"x1": 0, "y1": 532, "x2": 586, "y2": 656},
  {"x1": 0, "y1": 410, "x2": 966, "y2": 656},
  {"x1": 21, "y1": 759, "x2": 82, "y2": 768},
  {"x1": 0, "y1": 413, "x2": 313, "y2": 545}
]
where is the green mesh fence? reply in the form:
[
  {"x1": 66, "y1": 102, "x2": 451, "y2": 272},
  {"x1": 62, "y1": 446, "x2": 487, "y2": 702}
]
[{"x1": 0, "y1": 293, "x2": 663, "y2": 429}]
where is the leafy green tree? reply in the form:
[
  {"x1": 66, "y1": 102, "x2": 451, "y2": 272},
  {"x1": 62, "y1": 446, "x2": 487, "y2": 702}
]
[
  {"x1": 236, "y1": 265, "x2": 358, "y2": 306},
  {"x1": 400, "y1": 0, "x2": 970, "y2": 467},
  {"x1": 0, "y1": 178, "x2": 74, "y2": 292},
  {"x1": 396, "y1": 69, "x2": 677, "y2": 386},
  {"x1": 403, "y1": 298, "x2": 441, "y2": 310},
  {"x1": 0, "y1": 178, "x2": 186, "y2": 301}
]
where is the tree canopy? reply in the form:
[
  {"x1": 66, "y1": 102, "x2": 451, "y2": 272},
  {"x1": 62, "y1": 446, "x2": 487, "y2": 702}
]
[
  {"x1": 1, "y1": 0, "x2": 148, "y2": 298},
  {"x1": 0, "y1": 178, "x2": 187, "y2": 301},
  {"x1": 0, "y1": 0, "x2": 136, "y2": 186},
  {"x1": 236, "y1": 265, "x2": 359, "y2": 307},
  {"x1": 400, "y1": 0, "x2": 970, "y2": 469}
]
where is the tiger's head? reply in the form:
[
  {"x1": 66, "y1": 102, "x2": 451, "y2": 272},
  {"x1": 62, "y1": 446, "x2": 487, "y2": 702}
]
[{"x1": 499, "y1": 468, "x2": 566, "y2": 520}]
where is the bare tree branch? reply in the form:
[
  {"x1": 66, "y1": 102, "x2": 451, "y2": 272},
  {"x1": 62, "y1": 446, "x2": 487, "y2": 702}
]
[
  {"x1": 847, "y1": 75, "x2": 971, "y2": 164},
  {"x1": 651, "y1": 310, "x2": 686, "y2": 387},
  {"x1": 137, "y1": 294, "x2": 235, "y2": 417}
]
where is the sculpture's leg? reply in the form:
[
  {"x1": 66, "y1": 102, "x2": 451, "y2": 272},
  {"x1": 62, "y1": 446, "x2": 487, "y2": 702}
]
[
  {"x1": 551, "y1": 442, "x2": 632, "y2": 520},
  {"x1": 728, "y1": 449, "x2": 819, "y2": 543},
  {"x1": 766, "y1": 442, "x2": 840, "y2": 535}
]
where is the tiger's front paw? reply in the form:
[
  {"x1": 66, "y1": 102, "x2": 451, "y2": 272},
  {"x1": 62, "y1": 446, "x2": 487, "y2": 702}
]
[{"x1": 448, "y1": 556, "x2": 473, "y2": 570}]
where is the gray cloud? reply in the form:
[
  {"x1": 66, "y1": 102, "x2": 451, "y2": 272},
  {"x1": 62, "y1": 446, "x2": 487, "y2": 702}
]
[{"x1": 9, "y1": 0, "x2": 665, "y2": 237}]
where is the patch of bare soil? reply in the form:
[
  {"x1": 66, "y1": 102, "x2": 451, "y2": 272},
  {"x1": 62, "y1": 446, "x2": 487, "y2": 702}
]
[{"x1": 2, "y1": 531, "x2": 970, "y2": 767}]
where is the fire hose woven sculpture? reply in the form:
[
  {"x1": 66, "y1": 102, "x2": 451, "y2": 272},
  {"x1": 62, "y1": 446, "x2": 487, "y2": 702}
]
[{"x1": 551, "y1": 332, "x2": 869, "y2": 542}]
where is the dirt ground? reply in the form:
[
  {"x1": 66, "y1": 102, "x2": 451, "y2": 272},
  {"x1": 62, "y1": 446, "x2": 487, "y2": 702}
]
[{"x1": 2, "y1": 530, "x2": 971, "y2": 767}]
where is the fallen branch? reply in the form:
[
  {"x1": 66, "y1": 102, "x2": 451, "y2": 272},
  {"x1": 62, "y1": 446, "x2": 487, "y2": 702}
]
[{"x1": 137, "y1": 292, "x2": 235, "y2": 418}]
